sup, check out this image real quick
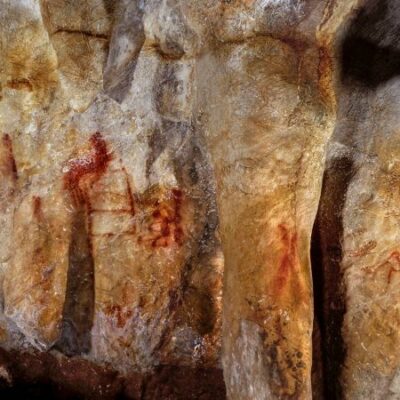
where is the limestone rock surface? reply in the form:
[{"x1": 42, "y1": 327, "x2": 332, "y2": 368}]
[{"x1": 0, "y1": 1, "x2": 399, "y2": 399}]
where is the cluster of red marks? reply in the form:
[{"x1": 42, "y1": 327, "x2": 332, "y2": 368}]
[
  {"x1": 273, "y1": 224, "x2": 299, "y2": 295},
  {"x1": 104, "y1": 304, "x2": 133, "y2": 329},
  {"x1": 63, "y1": 132, "x2": 111, "y2": 205},
  {"x1": 364, "y1": 250, "x2": 400, "y2": 286},
  {"x1": 140, "y1": 188, "x2": 184, "y2": 248},
  {"x1": 2, "y1": 133, "x2": 18, "y2": 180}
]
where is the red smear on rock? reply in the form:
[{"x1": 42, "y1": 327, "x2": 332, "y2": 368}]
[
  {"x1": 364, "y1": 250, "x2": 400, "y2": 286},
  {"x1": 32, "y1": 196, "x2": 42, "y2": 220},
  {"x1": 387, "y1": 251, "x2": 400, "y2": 284},
  {"x1": 140, "y1": 188, "x2": 185, "y2": 248},
  {"x1": 2, "y1": 134, "x2": 18, "y2": 180},
  {"x1": 63, "y1": 132, "x2": 111, "y2": 205},
  {"x1": 273, "y1": 224, "x2": 299, "y2": 295},
  {"x1": 105, "y1": 304, "x2": 134, "y2": 329}
]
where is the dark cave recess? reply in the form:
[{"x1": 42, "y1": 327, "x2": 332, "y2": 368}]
[{"x1": 0, "y1": 348, "x2": 226, "y2": 400}]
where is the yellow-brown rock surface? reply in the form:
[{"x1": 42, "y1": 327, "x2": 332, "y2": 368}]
[{"x1": 1, "y1": 1, "x2": 400, "y2": 399}]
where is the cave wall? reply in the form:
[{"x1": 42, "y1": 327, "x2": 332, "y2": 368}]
[{"x1": 0, "y1": 0, "x2": 399, "y2": 399}]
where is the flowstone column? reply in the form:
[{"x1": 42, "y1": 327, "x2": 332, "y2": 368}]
[
  {"x1": 316, "y1": 1, "x2": 400, "y2": 398},
  {"x1": 194, "y1": 1, "x2": 358, "y2": 398}
]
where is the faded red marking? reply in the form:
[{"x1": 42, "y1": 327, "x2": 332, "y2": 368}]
[
  {"x1": 349, "y1": 240, "x2": 377, "y2": 258},
  {"x1": 32, "y1": 196, "x2": 42, "y2": 220},
  {"x1": 139, "y1": 188, "x2": 185, "y2": 248},
  {"x1": 273, "y1": 224, "x2": 299, "y2": 295},
  {"x1": 63, "y1": 132, "x2": 111, "y2": 205},
  {"x1": 363, "y1": 250, "x2": 400, "y2": 286},
  {"x1": 2, "y1": 134, "x2": 18, "y2": 180},
  {"x1": 105, "y1": 304, "x2": 133, "y2": 328},
  {"x1": 90, "y1": 208, "x2": 134, "y2": 213},
  {"x1": 7, "y1": 78, "x2": 33, "y2": 91}
]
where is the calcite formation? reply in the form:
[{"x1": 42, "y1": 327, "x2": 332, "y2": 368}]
[
  {"x1": 314, "y1": 1, "x2": 400, "y2": 399},
  {"x1": 0, "y1": 0, "x2": 399, "y2": 399}
]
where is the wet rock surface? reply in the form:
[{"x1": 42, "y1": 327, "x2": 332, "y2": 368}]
[{"x1": 0, "y1": 0, "x2": 400, "y2": 399}]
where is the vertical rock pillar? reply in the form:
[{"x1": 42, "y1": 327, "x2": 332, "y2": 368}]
[{"x1": 195, "y1": 1, "x2": 358, "y2": 398}]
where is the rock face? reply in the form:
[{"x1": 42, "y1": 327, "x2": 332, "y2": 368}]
[
  {"x1": 0, "y1": 0, "x2": 399, "y2": 399},
  {"x1": 314, "y1": 1, "x2": 400, "y2": 399},
  {"x1": 0, "y1": 0, "x2": 223, "y2": 394}
]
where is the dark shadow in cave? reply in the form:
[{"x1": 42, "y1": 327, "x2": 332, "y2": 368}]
[
  {"x1": 0, "y1": 347, "x2": 226, "y2": 400},
  {"x1": 55, "y1": 208, "x2": 95, "y2": 356},
  {"x1": 311, "y1": 155, "x2": 355, "y2": 400},
  {"x1": 341, "y1": 0, "x2": 400, "y2": 88}
]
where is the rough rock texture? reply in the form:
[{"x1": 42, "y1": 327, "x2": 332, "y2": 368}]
[
  {"x1": 314, "y1": 1, "x2": 400, "y2": 399},
  {"x1": 1, "y1": 0, "x2": 399, "y2": 399},
  {"x1": 0, "y1": 0, "x2": 223, "y2": 394}
]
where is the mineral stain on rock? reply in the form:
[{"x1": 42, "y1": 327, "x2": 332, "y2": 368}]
[
  {"x1": 273, "y1": 224, "x2": 300, "y2": 296},
  {"x1": 150, "y1": 189, "x2": 183, "y2": 248},
  {"x1": 6, "y1": 78, "x2": 33, "y2": 91},
  {"x1": 363, "y1": 250, "x2": 400, "y2": 286},
  {"x1": 32, "y1": 196, "x2": 42, "y2": 220},
  {"x1": 104, "y1": 304, "x2": 134, "y2": 329},
  {"x1": 56, "y1": 207, "x2": 95, "y2": 356},
  {"x1": 58, "y1": 132, "x2": 112, "y2": 356},
  {"x1": 1, "y1": 134, "x2": 18, "y2": 182},
  {"x1": 63, "y1": 132, "x2": 112, "y2": 205},
  {"x1": 139, "y1": 188, "x2": 185, "y2": 249}
]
